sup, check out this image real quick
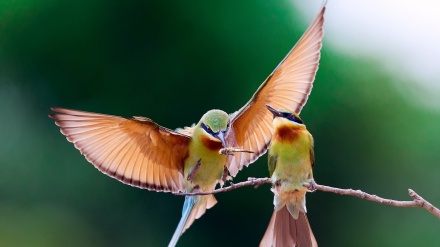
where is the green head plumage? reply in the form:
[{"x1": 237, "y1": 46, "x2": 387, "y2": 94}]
[
  {"x1": 201, "y1": 110, "x2": 230, "y2": 133},
  {"x1": 199, "y1": 109, "x2": 230, "y2": 147}
]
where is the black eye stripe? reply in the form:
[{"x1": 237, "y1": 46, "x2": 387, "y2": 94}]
[
  {"x1": 201, "y1": 122, "x2": 215, "y2": 135},
  {"x1": 293, "y1": 115, "x2": 303, "y2": 124},
  {"x1": 282, "y1": 112, "x2": 304, "y2": 124}
]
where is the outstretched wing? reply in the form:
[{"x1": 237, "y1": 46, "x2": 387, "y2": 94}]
[
  {"x1": 227, "y1": 3, "x2": 326, "y2": 176},
  {"x1": 50, "y1": 107, "x2": 191, "y2": 192}
]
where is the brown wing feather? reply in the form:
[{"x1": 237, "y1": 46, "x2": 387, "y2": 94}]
[
  {"x1": 49, "y1": 107, "x2": 190, "y2": 192},
  {"x1": 227, "y1": 3, "x2": 326, "y2": 176}
]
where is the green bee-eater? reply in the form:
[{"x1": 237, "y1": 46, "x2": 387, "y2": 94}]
[
  {"x1": 49, "y1": 1, "x2": 325, "y2": 245},
  {"x1": 259, "y1": 2, "x2": 326, "y2": 246},
  {"x1": 260, "y1": 105, "x2": 317, "y2": 247}
]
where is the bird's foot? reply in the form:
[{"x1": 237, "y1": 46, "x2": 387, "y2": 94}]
[
  {"x1": 219, "y1": 176, "x2": 233, "y2": 188},
  {"x1": 220, "y1": 166, "x2": 232, "y2": 187},
  {"x1": 302, "y1": 179, "x2": 317, "y2": 192},
  {"x1": 187, "y1": 159, "x2": 201, "y2": 182}
]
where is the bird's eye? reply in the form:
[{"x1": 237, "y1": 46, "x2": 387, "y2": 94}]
[
  {"x1": 283, "y1": 112, "x2": 291, "y2": 119},
  {"x1": 290, "y1": 114, "x2": 304, "y2": 124},
  {"x1": 202, "y1": 123, "x2": 214, "y2": 134}
]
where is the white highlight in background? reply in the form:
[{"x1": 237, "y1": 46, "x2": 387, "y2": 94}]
[{"x1": 294, "y1": 0, "x2": 440, "y2": 108}]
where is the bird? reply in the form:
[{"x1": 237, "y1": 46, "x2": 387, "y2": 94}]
[
  {"x1": 259, "y1": 2, "x2": 327, "y2": 246},
  {"x1": 259, "y1": 105, "x2": 318, "y2": 247},
  {"x1": 49, "y1": 1, "x2": 325, "y2": 246}
]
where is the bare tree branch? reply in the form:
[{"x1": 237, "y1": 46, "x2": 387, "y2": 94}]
[
  {"x1": 314, "y1": 184, "x2": 440, "y2": 219},
  {"x1": 173, "y1": 178, "x2": 272, "y2": 196},
  {"x1": 173, "y1": 177, "x2": 440, "y2": 219},
  {"x1": 408, "y1": 189, "x2": 440, "y2": 218}
]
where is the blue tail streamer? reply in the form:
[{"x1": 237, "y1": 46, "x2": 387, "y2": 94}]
[{"x1": 168, "y1": 196, "x2": 196, "y2": 247}]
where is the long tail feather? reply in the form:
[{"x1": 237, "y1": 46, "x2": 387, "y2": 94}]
[
  {"x1": 183, "y1": 194, "x2": 217, "y2": 231},
  {"x1": 168, "y1": 196, "x2": 196, "y2": 247},
  {"x1": 260, "y1": 207, "x2": 317, "y2": 247},
  {"x1": 168, "y1": 195, "x2": 217, "y2": 247}
]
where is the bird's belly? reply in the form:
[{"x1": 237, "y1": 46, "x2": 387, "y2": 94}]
[
  {"x1": 272, "y1": 159, "x2": 312, "y2": 193},
  {"x1": 184, "y1": 153, "x2": 227, "y2": 192}
]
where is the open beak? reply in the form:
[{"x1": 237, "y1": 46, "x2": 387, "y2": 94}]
[
  {"x1": 215, "y1": 131, "x2": 227, "y2": 148},
  {"x1": 266, "y1": 104, "x2": 282, "y2": 118}
]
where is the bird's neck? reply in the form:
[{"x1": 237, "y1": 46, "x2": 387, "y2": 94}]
[
  {"x1": 193, "y1": 126, "x2": 223, "y2": 152},
  {"x1": 273, "y1": 124, "x2": 306, "y2": 144}
]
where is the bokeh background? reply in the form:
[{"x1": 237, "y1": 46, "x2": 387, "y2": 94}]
[{"x1": 1, "y1": 0, "x2": 439, "y2": 246}]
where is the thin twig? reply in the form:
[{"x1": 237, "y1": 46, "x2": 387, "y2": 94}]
[
  {"x1": 173, "y1": 177, "x2": 272, "y2": 196},
  {"x1": 315, "y1": 184, "x2": 440, "y2": 219},
  {"x1": 173, "y1": 177, "x2": 440, "y2": 219}
]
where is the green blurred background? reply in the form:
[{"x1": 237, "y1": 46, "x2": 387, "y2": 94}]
[{"x1": 1, "y1": 0, "x2": 439, "y2": 246}]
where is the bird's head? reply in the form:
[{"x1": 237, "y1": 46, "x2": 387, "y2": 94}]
[
  {"x1": 199, "y1": 109, "x2": 230, "y2": 148},
  {"x1": 266, "y1": 104, "x2": 305, "y2": 128}
]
